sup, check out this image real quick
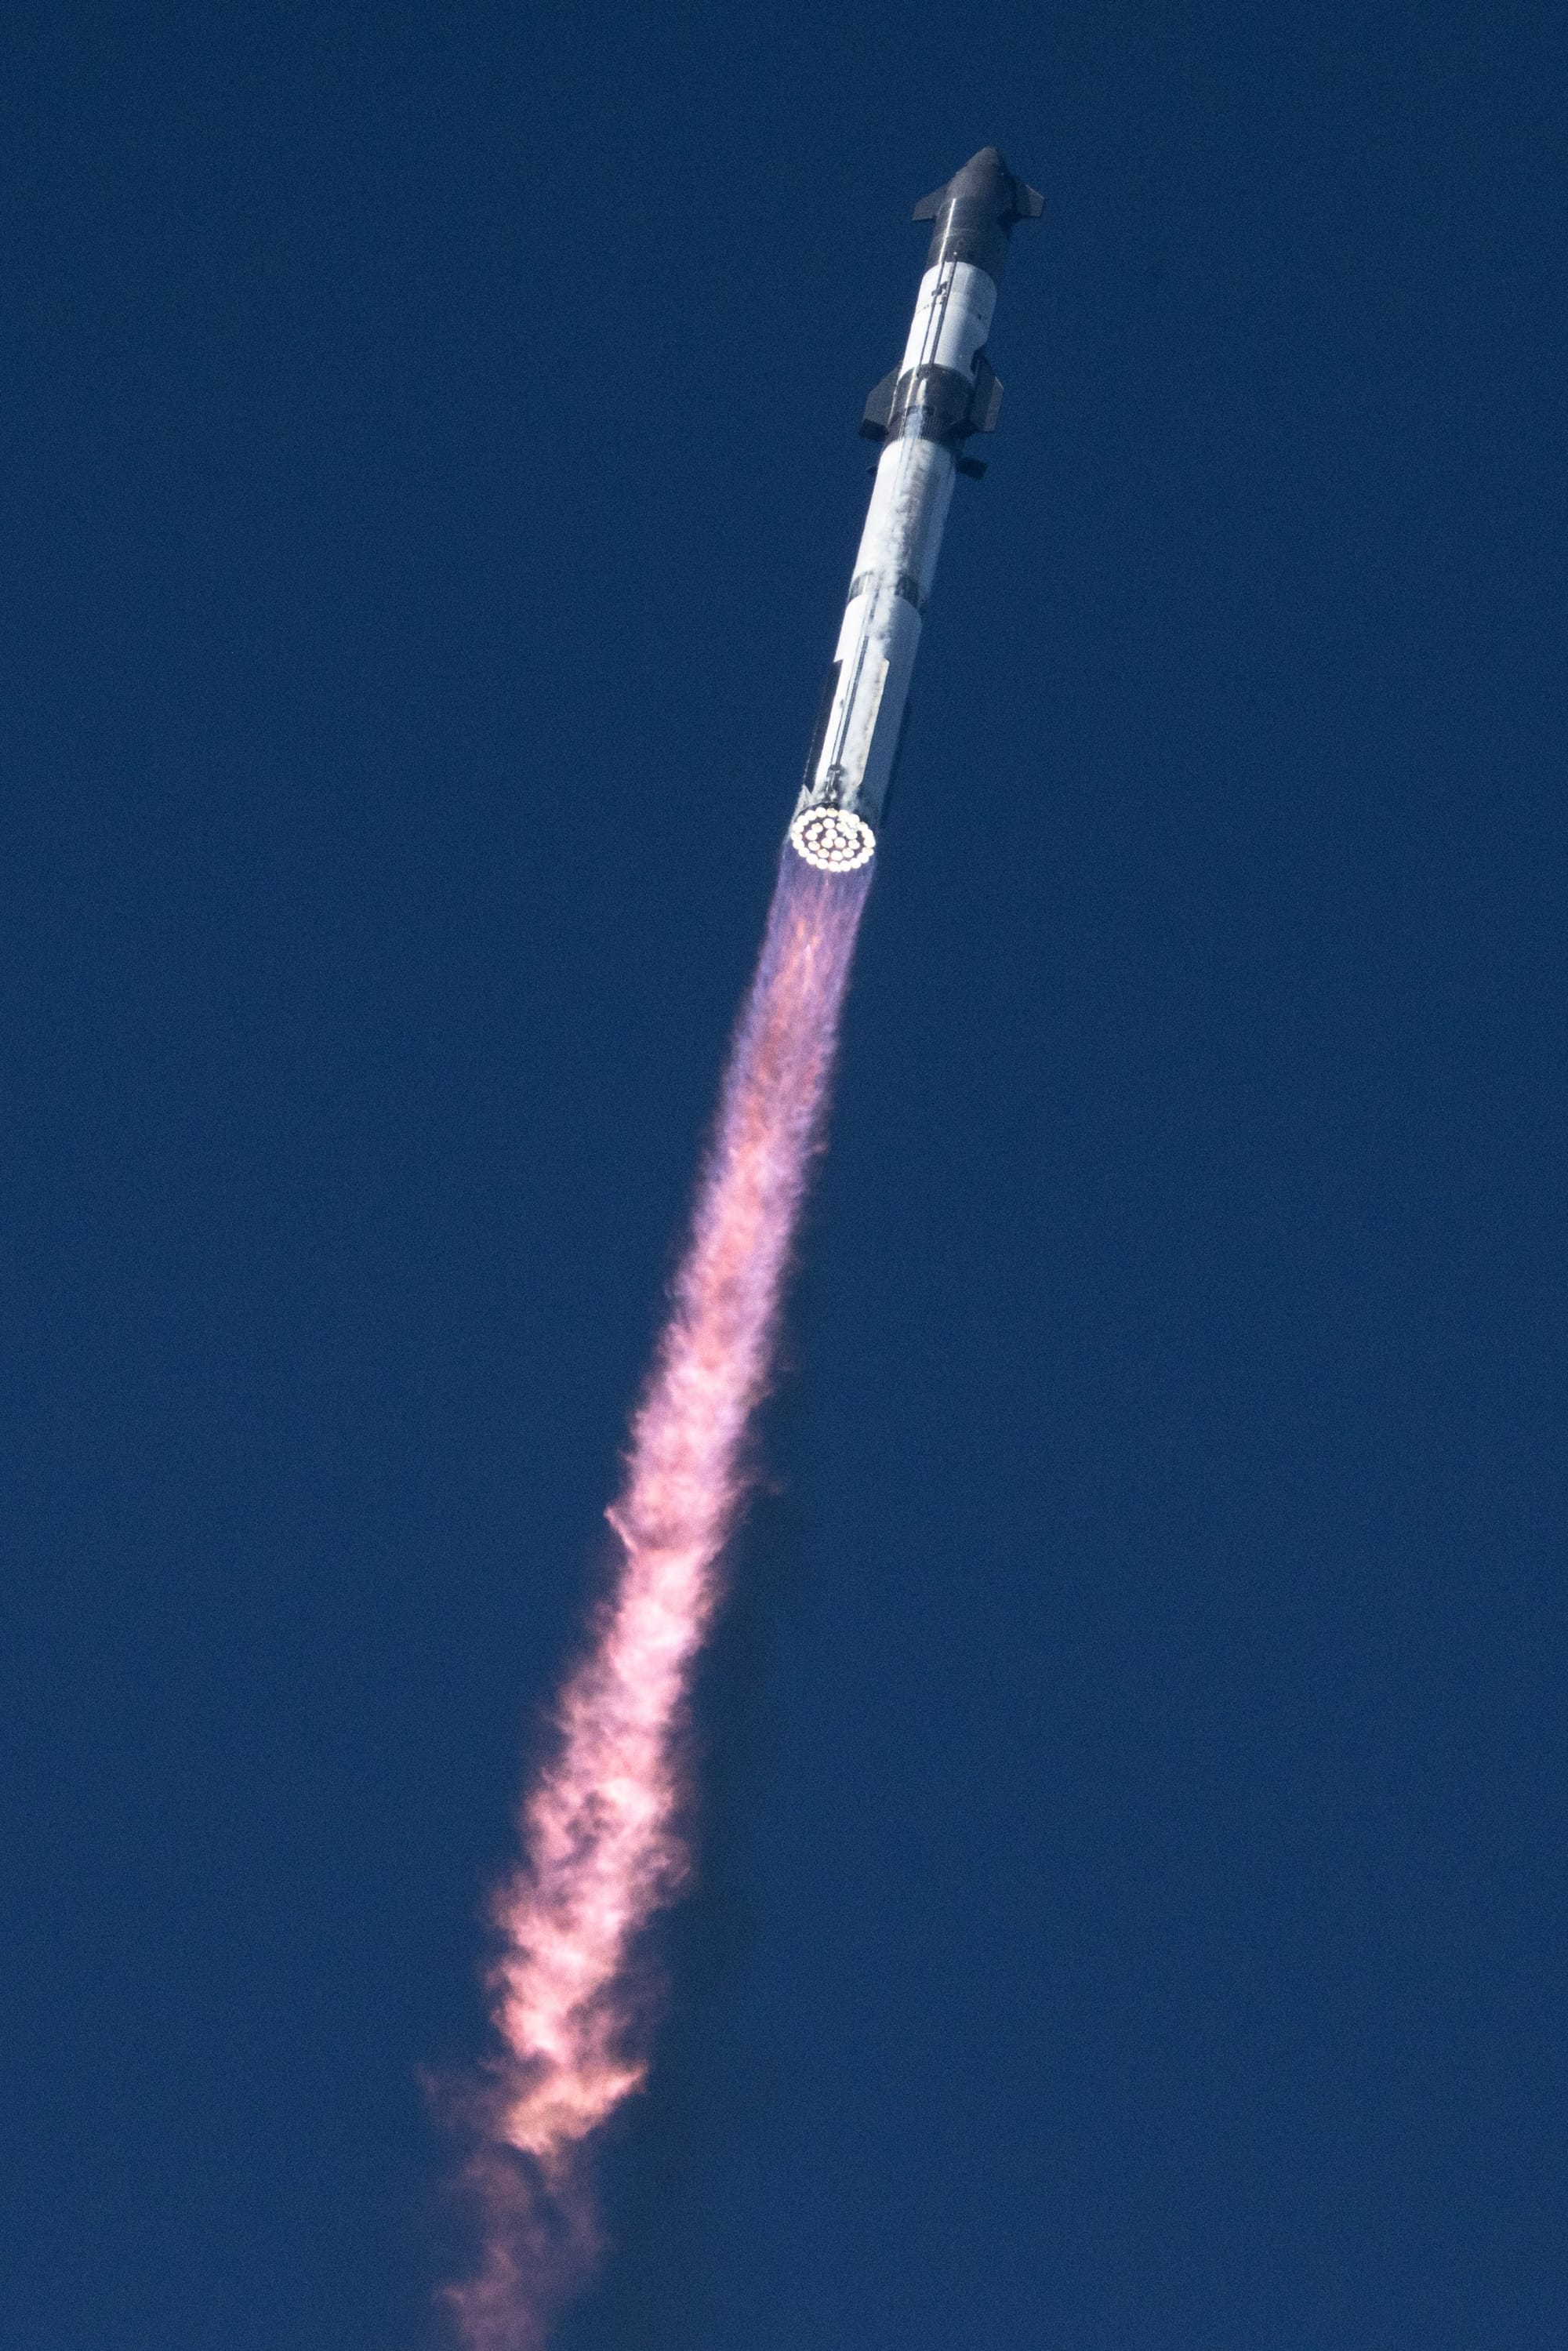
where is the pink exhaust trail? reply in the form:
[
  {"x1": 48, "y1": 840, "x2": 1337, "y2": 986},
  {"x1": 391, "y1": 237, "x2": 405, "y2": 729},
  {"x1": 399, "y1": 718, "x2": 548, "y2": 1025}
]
[{"x1": 445, "y1": 848, "x2": 872, "y2": 2349}]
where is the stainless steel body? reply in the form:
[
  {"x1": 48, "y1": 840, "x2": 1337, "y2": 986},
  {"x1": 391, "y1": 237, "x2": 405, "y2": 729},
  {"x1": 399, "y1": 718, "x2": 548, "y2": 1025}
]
[{"x1": 789, "y1": 148, "x2": 1041, "y2": 873}]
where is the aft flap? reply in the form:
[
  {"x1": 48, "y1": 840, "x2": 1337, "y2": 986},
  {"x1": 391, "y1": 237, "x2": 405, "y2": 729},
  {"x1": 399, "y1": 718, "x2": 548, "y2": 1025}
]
[
  {"x1": 967, "y1": 350, "x2": 1004, "y2": 434},
  {"x1": 859, "y1": 368, "x2": 899, "y2": 442}
]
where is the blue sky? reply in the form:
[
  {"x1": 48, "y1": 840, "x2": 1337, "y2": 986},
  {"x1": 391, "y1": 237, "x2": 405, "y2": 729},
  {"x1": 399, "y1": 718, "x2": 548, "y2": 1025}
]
[{"x1": 3, "y1": 5, "x2": 1565, "y2": 2346}]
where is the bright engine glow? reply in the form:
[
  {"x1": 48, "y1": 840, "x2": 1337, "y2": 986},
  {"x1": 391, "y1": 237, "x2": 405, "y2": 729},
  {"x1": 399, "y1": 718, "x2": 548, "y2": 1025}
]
[{"x1": 789, "y1": 806, "x2": 877, "y2": 873}]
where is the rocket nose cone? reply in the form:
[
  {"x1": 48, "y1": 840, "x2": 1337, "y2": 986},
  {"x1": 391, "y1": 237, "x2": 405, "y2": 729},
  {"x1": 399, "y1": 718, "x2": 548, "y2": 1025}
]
[
  {"x1": 950, "y1": 145, "x2": 1012, "y2": 194},
  {"x1": 915, "y1": 144, "x2": 1040, "y2": 268}
]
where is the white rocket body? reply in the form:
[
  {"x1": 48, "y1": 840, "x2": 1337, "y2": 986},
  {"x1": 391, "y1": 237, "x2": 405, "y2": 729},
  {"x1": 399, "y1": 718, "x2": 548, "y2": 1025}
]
[{"x1": 788, "y1": 151, "x2": 1040, "y2": 874}]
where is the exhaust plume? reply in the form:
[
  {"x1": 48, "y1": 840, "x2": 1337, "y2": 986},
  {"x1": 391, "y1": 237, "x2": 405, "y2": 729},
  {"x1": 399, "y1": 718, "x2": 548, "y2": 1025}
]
[{"x1": 445, "y1": 848, "x2": 871, "y2": 2349}]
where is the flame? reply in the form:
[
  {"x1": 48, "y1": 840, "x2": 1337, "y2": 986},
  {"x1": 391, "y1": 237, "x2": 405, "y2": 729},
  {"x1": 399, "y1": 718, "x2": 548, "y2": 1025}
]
[{"x1": 444, "y1": 850, "x2": 872, "y2": 2347}]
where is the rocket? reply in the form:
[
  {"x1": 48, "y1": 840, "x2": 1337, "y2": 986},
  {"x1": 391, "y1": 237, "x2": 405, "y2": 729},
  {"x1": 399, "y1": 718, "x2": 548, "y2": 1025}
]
[{"x1": 788, "y1": 148, "x2": 1042, "y2": 873}]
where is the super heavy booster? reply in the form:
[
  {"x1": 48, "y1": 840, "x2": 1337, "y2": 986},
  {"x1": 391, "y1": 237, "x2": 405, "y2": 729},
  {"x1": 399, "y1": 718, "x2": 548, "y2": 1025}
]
[{"x1": 788, "y1": 148, "x2": 1042, "y2": 874}]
